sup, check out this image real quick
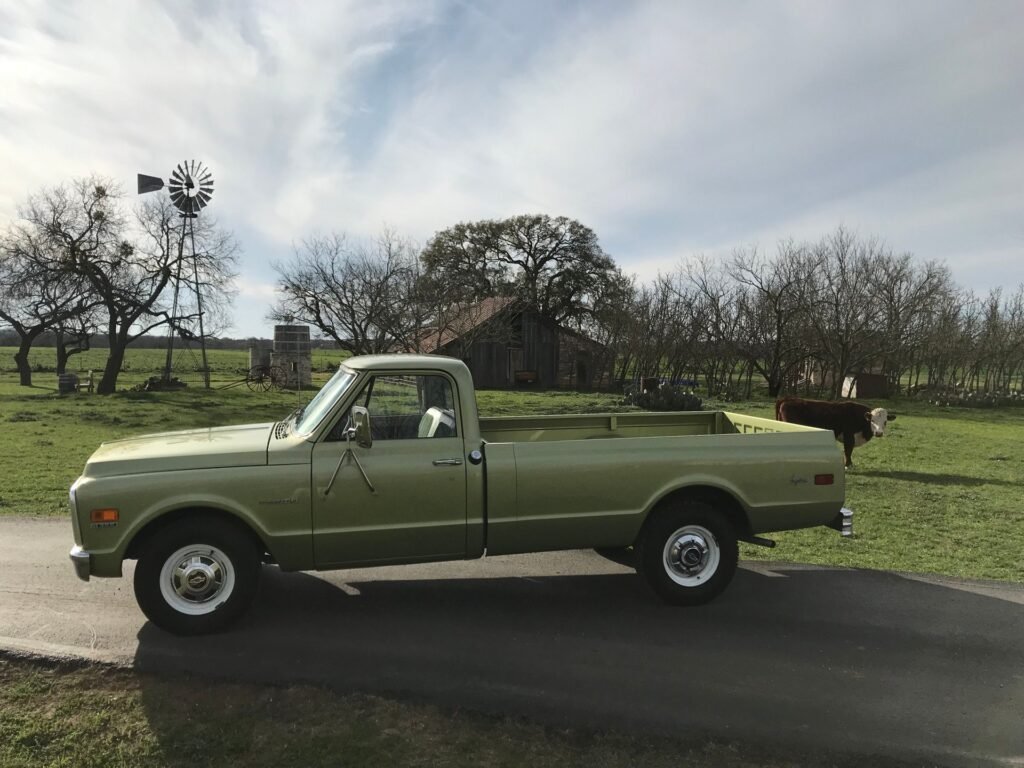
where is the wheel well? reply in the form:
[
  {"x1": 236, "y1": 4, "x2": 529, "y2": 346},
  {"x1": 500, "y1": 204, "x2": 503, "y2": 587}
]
[
  {"x1": 638, "y1": 485, "x2": 752, "y2": 543},
  {"x1": 124, "y1": 507, "x2": 271, "y2": 562}
]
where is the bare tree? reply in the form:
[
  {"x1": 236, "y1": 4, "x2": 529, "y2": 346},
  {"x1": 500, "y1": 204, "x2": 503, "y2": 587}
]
[
  {"x1": 22, "y1": 179, "x2": 238, "y2": 394},
  {"x1": 0, "y1": 183, "x2": 109, "y2": 386},
  {"x1": 272, "y1": 229, "x2": 419, "y2": 355},
  {"x1": 728, "y1": 241, "x2": 810, "y2": 397},
  {"x1": 875, "y1": 255, "x2": 951, "y2": 393},
  {"x1": 678, "y1": 258, "x2": 745, "y2": 397},
  {"x1": 53, "y1": 301, "x2": 103, "y2": 375},
  {"x1": 797, "y1": 228, "x2": 889, "y2": 397}
]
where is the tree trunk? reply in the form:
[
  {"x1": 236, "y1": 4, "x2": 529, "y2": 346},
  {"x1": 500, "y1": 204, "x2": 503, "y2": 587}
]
[
  {"x1": 14, "y1": 337, "x2": 34, "y2": 387},
  {"x1": 56, "y1": 342, "x2": 69, "y2": 376},
  {"x1": 97, "y1": 342, "x2": 126, "y2": 395},
  {"x1": 58, "y1": 343, "x2": 89, "y2": 376}
]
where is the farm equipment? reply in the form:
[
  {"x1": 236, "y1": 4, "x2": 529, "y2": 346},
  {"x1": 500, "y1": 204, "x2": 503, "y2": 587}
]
[{"x1": 217, "y1": 364, "x2": 287, "y2": 392}]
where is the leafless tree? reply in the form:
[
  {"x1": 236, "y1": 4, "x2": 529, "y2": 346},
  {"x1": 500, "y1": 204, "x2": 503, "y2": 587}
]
[
  {"x1": 728, "y1": 241, "x2": 811, "y2": 397},
  {"x1": 796, "y1": 228, "x2": 890, "y2": 397},
  {"x1": 0, "y1": 182, "x2": 110, "y2": 385},
  {"x1": 19, "y1": 178, "x2": 238, "y2": 394},
  {"x1": 52, "y1": 301, "x2": 103, "y2": 375},
  {"x1": 874, "y1": 255, "x2": 951, "y2": 393},
  {"x1": 272, "y1": 229, "x2": 419, "y2": 355}
]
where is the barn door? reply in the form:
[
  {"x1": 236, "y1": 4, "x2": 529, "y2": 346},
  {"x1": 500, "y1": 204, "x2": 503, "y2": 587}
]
[{"x1": 508, "y1": 348, "x2": 523, "y2": 386}]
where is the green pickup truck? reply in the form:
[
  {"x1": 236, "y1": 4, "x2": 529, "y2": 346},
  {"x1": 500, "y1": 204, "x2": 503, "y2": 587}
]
[{"x1": 69, "y1": 354, "x2": 851, "y2": 635}]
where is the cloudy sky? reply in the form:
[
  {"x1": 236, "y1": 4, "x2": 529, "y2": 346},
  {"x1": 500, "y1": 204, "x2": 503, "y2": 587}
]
[{"x1": 2, "y1": 0, "x2": 1022, "y2": 336}]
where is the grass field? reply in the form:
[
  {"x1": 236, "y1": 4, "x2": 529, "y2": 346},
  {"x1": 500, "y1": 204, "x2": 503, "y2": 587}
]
[
  {"x1": 0, "y1": 346, "x2": 1021, "y2": 582},
  {"x1": 0, "y1": 654, "x2": 920, "y2": 768},
  {"x1": 1, "y1": 346, "x2": 1019, "y2": 767}
]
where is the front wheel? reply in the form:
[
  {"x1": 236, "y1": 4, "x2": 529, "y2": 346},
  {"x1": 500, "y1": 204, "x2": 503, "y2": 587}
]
[
  {"x1": 133, "y1": 518, "x2": 261, "y2": 635},
  {"x1": 637, "y1": 499, "x2": 738, "y2": 606}
]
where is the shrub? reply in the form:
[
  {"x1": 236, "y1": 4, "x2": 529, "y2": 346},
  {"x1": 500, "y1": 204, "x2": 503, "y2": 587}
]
[
  {"x1": 911, "y1": 387, "x2": 1024, "y2": 408},
  {"x1": 623, "y1": 384, "x2": 703, "y2": 411}
]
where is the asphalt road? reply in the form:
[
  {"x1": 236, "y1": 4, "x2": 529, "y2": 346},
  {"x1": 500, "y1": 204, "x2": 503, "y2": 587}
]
[{"x1": 2, "y1": 517, "x2": 1023, "y2": 767}]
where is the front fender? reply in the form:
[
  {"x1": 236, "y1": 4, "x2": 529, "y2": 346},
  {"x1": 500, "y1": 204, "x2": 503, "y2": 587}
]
[{"x1": 74, "y1": 465, "x2": 313, "y2": 577}]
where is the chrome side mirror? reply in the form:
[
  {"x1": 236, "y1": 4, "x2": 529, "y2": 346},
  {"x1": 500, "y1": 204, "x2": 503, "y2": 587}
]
[{"x1": 350, "y1": 405, "x2": 372, "y2": 449}]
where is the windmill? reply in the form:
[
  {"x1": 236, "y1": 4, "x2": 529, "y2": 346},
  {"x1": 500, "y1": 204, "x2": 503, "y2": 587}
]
[{"x1": 137, "y1": 161, "x2": 215, "y2": 388}]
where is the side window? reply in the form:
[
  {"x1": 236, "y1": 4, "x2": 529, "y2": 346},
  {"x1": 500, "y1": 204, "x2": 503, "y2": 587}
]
[{"x1": 331, "y1": 374, "x2": 458, "y2": 441}]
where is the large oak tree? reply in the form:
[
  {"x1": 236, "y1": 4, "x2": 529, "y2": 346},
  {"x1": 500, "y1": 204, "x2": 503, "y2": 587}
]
[{"x1": 421, "y1": 214, "x2": 624, "y2": 327}]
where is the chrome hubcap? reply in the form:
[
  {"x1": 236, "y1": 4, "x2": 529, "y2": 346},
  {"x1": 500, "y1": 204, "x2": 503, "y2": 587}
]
[
  {"x1": 159, "y1": 545, "x2": 235, "y2": 616},
  {"x1": 175, "y1": 555, "x2": 224, "y2": 602},
  {"x1": 663, "y1": 525, "x2": 720, "y2": 587}
]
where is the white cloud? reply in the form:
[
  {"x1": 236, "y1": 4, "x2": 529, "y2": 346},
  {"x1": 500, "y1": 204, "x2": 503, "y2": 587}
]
[{"x1": 1, "y1": 0, "x2": 1022, "y2": 337}]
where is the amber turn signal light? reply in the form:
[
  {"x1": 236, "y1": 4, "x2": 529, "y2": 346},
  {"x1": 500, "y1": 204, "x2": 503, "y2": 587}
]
[
  {"x1": 89, "y1": 508, "x2": 119, "y2": 523},
  {"x1": 814, "y1": 474, "x2": 834, "y2": 485}
]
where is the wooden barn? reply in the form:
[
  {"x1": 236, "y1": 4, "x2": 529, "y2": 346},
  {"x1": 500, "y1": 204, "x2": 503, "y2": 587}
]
[{"x1": 416, "y1": 297, "x2": 607, "y2": 390}]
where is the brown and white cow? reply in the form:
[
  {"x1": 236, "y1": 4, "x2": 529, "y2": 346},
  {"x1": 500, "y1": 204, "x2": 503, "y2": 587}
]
[{"x1": 775, "y1": 397, "x2": 896, "y2": 468}]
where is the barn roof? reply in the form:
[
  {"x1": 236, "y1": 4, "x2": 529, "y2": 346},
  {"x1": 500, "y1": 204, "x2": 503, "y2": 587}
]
[{"x1": 415, "y1": 296, "x2": 518, "y2": 353}]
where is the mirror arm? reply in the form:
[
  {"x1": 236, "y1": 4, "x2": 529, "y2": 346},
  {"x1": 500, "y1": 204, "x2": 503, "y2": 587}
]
[{"x1": 323, "y1": 429, "x2": 376, "y2": 496}]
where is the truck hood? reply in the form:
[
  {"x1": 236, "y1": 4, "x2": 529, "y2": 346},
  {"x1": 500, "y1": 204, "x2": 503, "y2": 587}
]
[{"x1": 82, "y1": 423, "x2": 275, "y2": 478}]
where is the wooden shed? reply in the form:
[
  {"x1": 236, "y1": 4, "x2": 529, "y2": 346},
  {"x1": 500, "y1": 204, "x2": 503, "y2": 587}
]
[
  {"x1": 841, "y1": 372, "x2": 890, "y2": 399},
  {"x1": 416, "y1": 297, "x2": 606, "y2": 390}
]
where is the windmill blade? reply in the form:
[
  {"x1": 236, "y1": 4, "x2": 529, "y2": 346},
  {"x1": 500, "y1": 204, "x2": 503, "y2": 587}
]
[
  {"x1": 162, "y1": 160, "x2": 214, "y2": 215},
  {"x1": 136, "y1": 174, "x2": 164, "y2": 194}
]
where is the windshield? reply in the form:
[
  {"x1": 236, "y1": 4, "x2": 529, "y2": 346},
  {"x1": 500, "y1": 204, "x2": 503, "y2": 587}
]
[{"x1": 290, "y1": 365, "x2": 358, "y2": 437}]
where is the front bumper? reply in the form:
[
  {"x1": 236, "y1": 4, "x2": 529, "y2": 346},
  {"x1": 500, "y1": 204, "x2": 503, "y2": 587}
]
[
  {"x1": 69, "y1": 545, "x2": 91, "y2": 581},
  {"x1": 826, "y1": 507, "x2": 854, "y2": 537}
]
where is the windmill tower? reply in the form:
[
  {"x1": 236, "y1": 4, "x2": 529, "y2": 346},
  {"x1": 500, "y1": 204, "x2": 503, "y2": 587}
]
[{"x1": 137, "y1": 161, "x2": 215, "y2": 388}]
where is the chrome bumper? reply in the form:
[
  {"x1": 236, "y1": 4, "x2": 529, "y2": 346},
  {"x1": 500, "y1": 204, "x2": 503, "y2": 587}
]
[
  {"x1": 69, "y1": 545, "x2": 91, "y2": 581},
  {"x1": 827, "y1": 507, "x2": 854, "y2": 537}
]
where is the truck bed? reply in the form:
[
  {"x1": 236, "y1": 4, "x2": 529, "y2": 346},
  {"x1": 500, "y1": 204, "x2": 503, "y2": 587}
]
[
  {"x1": 478, "y1": 411, "x2": 844, "y2": 558},
  {"x1": 479, "y1": 410, "x2": 815, "y2": 443}
]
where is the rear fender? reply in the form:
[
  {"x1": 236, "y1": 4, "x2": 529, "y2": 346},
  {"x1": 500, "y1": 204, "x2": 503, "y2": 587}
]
[{"x1": 638, "y1": 478, "x2": 753, "y2": 542}]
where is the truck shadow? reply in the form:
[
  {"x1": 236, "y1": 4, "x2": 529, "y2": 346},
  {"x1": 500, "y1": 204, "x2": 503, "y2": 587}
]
[{"x1": 133, "y1": 560, "x2": 1024, "y2": 763}]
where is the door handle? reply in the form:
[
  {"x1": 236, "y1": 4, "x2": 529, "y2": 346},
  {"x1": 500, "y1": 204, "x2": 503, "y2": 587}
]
[{"x1": 432, "y1": 458, "x2": 463, "y2": 466}]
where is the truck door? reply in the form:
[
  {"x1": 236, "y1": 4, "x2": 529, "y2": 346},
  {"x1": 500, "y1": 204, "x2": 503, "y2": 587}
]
[{"x1": 311, "y1": 372, "x2": 467, "y2": 567}]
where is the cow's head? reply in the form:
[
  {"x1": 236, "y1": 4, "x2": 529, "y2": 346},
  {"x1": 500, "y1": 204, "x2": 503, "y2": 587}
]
[{"x1": 866, "y1": 408, "x2": 895, "y2": 437}]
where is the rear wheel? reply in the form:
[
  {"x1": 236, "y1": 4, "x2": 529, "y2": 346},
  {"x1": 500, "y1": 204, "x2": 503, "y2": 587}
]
[
  {"x1": 637, "y1": 499, "x2": 738, "y2": 605},
  {"x1": 133, "y1": 518, "x2": 261, "y2": 635}
]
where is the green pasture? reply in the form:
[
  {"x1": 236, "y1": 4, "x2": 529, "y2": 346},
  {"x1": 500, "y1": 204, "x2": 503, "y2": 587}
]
[{"x1": 0, "y1": 347, "x2": 1021, "y2": 582}]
